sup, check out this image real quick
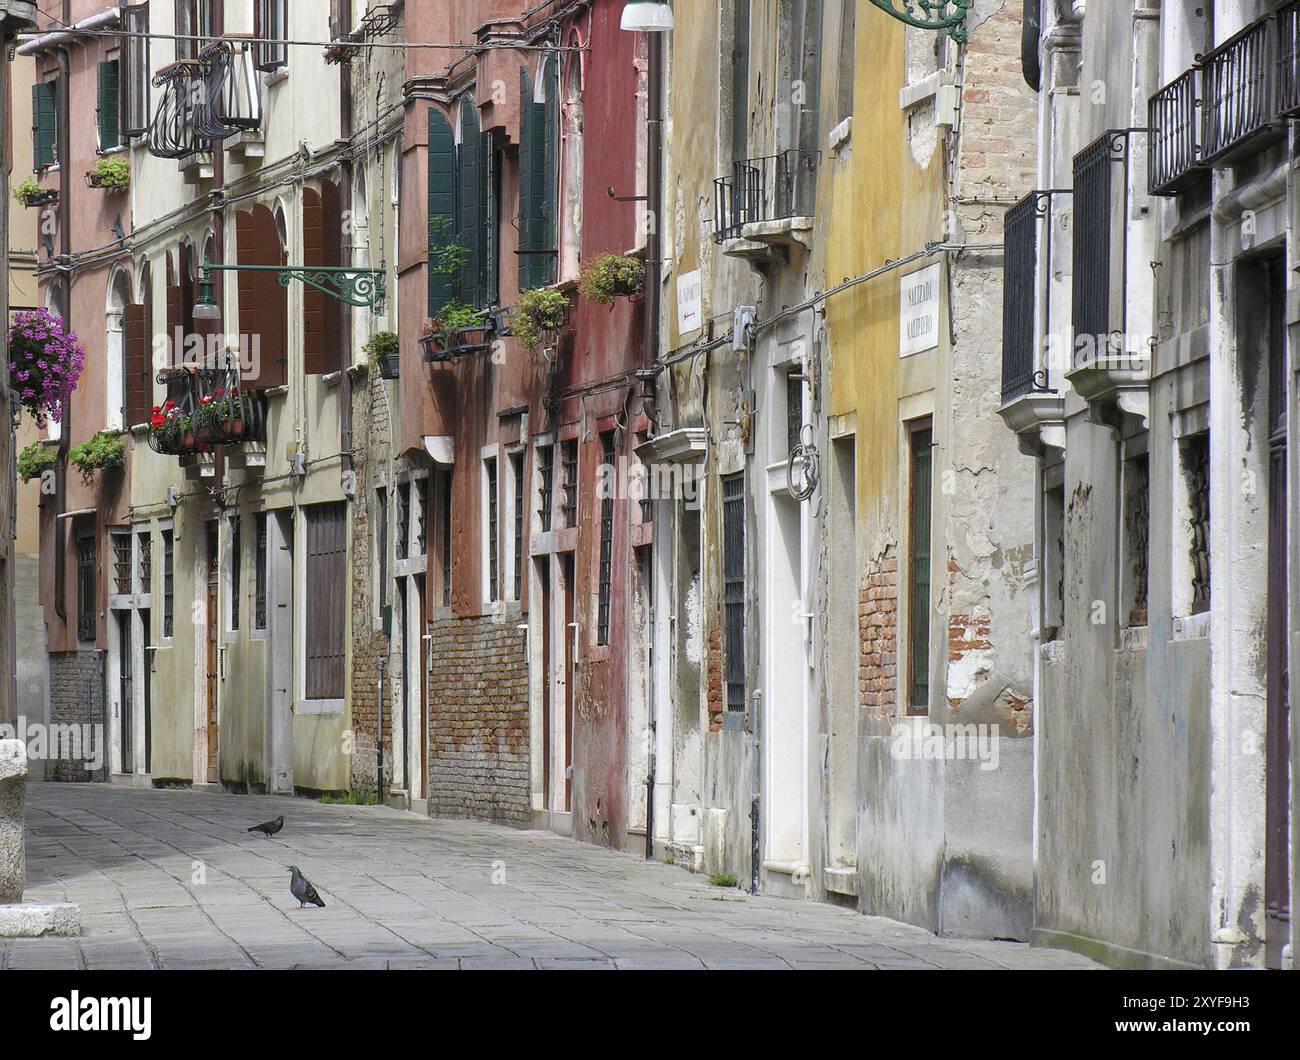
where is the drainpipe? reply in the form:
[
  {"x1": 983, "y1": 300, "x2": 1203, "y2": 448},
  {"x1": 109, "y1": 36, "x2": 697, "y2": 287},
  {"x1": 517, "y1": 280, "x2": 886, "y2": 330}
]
[
  {"x1": 376, "y1": 655, "x2": 385, "y2": 801},
  {"x1": 52, "y1": 33, "x2": 71, "y2": 623},
  {"x1": 642, "y1": 23, "x2": 664, "y2": 864}
]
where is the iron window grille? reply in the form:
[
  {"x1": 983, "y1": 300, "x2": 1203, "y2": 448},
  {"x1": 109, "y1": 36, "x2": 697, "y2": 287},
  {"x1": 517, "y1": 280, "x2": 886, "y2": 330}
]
[
  {"x1": 1279, "y1": 1, "x2": 1300, "y2": 116},
  {"x1": 415, "y1": 477, "x2": 429, "y2": 557},
  {"x1": 1148, "y1": 69, "x2": 1204, "y2": 195},
  {"x1": 1202, "y1": 16, "x2": 1278, "y2": 164},
  {"x1": 787, "y1": 369, "x2": 804, "y2": 456},
  {"x1": 714, "y1": 149, "x2": 819, "y2": 242},
  {"x1": 193, "y1": 39, "x2": 263, "y2": 142},
  {"x1": 440, "y1": 471, "x2": 453, "y2": 608},
  {"x1": 597, "y1": 434, "x2": 616, "y2": 645},
  {"x1": 486, "y1": 458, "x2": 500, "y2": 603},
  {"x1": 113, "y1": 532, "x2": 133, "y2": 595},
  {"x1": 1185, "y1": 433, "x2": 1212, "y2": 614},
  {"x1": 396, "y1": 482, "x2": 410, "y2": 559},
  {"x1": 147, "y1": 61, "x2": 210, "y2": 159},
  {"x1": 512, "y1": 454, "x2": 525, "y2": 601},
  {"x1": 537, "y1": 444, "x2": 554, "y2": 532},
  {"x1": 138, "y1": 530, "x2": 152, "y2": 594},
  {"x1": 229, "y1": 515, "x2": 242, "y2": 631},
  {"x1": 560, "y1": 440, "x2": 578, "y2": 528},
  {"x1": 722, "y1": 473, "x2": 746, "y2": 712},
  {"x1": 162, "y1": 530, "x2": 175, "y2": 638},
  {"x1": 254, "y1": 512, "x2": 268, "y2": 630},
  {"x1": 1001, "y1": 191, "x2": 1059, "y2": 402},
  {"x1": 1071, "y1": 130, "x2": 1138, "y2": 371},
  {"x1": 908, "y1": 426, "x2": 933, "y2": 712},
  {"x1": 77, "y1": 536, "x2": 97, "y2": 643}
]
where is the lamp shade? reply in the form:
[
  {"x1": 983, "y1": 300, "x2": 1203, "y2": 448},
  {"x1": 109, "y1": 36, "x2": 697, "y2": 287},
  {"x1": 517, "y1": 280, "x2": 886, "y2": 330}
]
[{"x1": 620, "y1": 0, "x2": 674, "y2": 32}]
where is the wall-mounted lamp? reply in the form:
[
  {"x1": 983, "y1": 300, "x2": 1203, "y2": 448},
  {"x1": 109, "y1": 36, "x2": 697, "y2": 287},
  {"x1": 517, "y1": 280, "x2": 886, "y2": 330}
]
[{"x1": 620, "y1": 0, "x2": 674, "y2": 32}]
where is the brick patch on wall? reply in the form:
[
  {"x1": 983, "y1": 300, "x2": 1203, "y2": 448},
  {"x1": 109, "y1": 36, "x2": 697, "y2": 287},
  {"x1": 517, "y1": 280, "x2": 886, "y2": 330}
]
[
  {"x1": 860, "y1": 545, "x2": 898, "y2": 716},
  {"x1": 47, "y1": 650, "x2": 107, "y2": 783}
]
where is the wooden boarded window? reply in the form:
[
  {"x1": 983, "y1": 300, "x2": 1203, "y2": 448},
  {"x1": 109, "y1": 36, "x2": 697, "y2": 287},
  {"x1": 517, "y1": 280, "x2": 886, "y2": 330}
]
[
  {"x1": 597, "y1": 433, "x2": 615, "y2": 644},
  {"x1": 518, "y1": 58, "x2": 559, "y2": 289},
  {"x1": 908, "y1": 423, "x2": 933, "y2": 712},
  {"x1": 237, "y1": 205, "x2": 288, "y2": 387},
  {"x1": 304, "y1": 503, "x2": 347, "y2": 700},
  {"x1": 302, "y1": 182, "x2": 344, "y2": 375},
  {"x1": 123, "y1": 300, "x2": 150, "y2": 427}
]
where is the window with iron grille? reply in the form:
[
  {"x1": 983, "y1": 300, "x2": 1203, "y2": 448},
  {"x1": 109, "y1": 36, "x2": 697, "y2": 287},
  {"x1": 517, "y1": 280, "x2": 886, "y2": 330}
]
[
  {"x1": 512, "y1": 453, "x2": 525, "y2": 601},
  {"x1": 375, "y1": 487, "x2": 389, "y2": 613},
  {"x1": 722, "y1": 473, "x2": 746, "y2": 712},
  {"x1": 1123, "y1": 451, "x2": 1150, "y2": 627},
  {"x1": 439, "y1": 470, "x2": 453, "y2": 608},
  {"x1": 304, "y1": 504, "x2": 347, "y2": 700},
  {"x1": 415, "y1": 477, "x2": 429, "y2": 556},
  {"x1": 137, "y1": 529, "x2": 151, "y2": 595},
  {"x1": 112, "y1": 531, "x2": 133, "y2": 595},
  {"x1": 162, "y1": 529, "x2": 174, "y2": 638},
  {"x1": 486, "y1": 457, "x2": 500, "y2": 603},
  {"x1": 254, "y1": 512, "x2": 268, "y2": 630},
  {"x1": 77, "y1": 536, "x2": 97, "y2": 643},
  {"x1": 537, "y1": 444, "x2": 554, "y2": 532},
  {"x1": 597, "y1": 434, "x2": 616, "y2": 645},
  {"x1": 560, "y1": 440, "x2": 578, "y2": 528},
  {"x1": 908, "y1": 425, "x2": 933, "y2": 712},
  {"x1": 254, "y1": 0, "x2": 289, "y2": 71},
  {"x1": 396, "y1": 481, "x2": 410, "y2": 559},
  {"x1": 787, "y1": 368, "x2": 804, "y2": 455},
  {"x1": 1071, "y1": 131, "x2": 1130, "y2": 370},
  {"x1": 1184, "y1": 433, "x2": 1211, "y2": 615},
  {"x1": 229, "y1": 515, "x2": 242, "y2": 631}
]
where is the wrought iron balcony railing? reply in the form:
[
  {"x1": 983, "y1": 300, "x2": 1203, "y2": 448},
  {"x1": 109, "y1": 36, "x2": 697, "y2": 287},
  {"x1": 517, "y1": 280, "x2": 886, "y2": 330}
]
[
  {"x1": 1001, "y1": 191, "x2": 1050, "y2": 404},
  {"x1": 148, "y1": 61, "x2": 211, "y2": 159},
  {"x1": 1202, "y1": 16, "x2": 1278, "y2": 163},
  {"x1": 1148, "y1": 69, "x2": 1203, "y2": 195},
  {"x1": 148, "y1": 364, "x2": 268, "y2": 456},
  {"x1": 194, "y1": 39, "x2": 263, "y2": 141},
  {"x1": 1278, "y1": 1, "x2": 1300, "y2": 116},
  {"x1": 713, "y1": 150, "x2": 818, "y2": 243},
  {"x1": 1071, "y1": 131, "x2": 1134, "y2": 371}
]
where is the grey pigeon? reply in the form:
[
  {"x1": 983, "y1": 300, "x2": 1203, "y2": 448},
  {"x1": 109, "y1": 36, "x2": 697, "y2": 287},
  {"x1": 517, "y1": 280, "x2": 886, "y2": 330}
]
[
  {"x1": 289, "y1": 866, "x2": 325, "y2": 908},
  {"x1": 248, "y1": 815, "x2": 284, "y2": 837}
]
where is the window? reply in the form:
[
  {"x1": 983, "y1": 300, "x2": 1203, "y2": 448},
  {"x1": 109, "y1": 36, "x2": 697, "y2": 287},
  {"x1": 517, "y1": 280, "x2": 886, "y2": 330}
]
[
  {"x1": 560, "y1": 440, "x2": 578, "y2": 528},
  {"x1": 438, "y1": 470, "x2": 453, "y2": 608},
  {"x1": 228, "y1": 515, "x2": 242, "y2": 632},
  {"x1": 1183, "y1": 432, "x2": 1211, "y2": 615},
  {"x1": 428, "y1": 107, "x2": 456, "y2": 316},
  {"x1": 33, "y1": 79, "x2": 58, "y2": 170},
  {"x1": 122, "y1": 4, "x2": 150, "y2": 136},
  {"x1": 304, "y1": 503, "x2": 347, "y2": 700},
  {"x1": 519, "y1": 56, "x2": 559, "y2": 289},
  {"x1": 485, "y1": 457, "x2": 500, "y2": 604},
  {"x1": 597, "y1": 434, "x2": 615, "y2": 644},
  {"x1": 138, "y1": 529, "x2": 152, "y2": 595},
  {"x1": 1122, "y1": 448, "x2": 1150, "y2": 627},
  {"x1": 455, "y1": 95, "x2": 497, "y2": 309},
  {"x1": 537, "y1": 444, "x2": 554, "y2": 532},
  {"x1": 97, "y1": 59, "x2": 123, "y2": 151},
  {"x1": 415, "y1": 477, "x2": 429, "y2": 556},
  {"x1": 302, "y1": 182, "x2": 346, "y2": 376},
  {"x1": 729, "y1": 0, "x2": 751, "y2": 162},
  {"x1": 254, "y1": 0, "x2": 288, "y2": 71},
  {"x1": 162, "y1": 529, "x2": 175, "y2": 638},
  {"x1": 511, "y1": 453, "x2": 525, "y2": 601},
  {"x1": 175, "y1": 0, "x2": 215, "y2": 61},
  {"x1": 254, "y1": 512, "x2": 268, "y2": 630},
  {"x1": 787, "y1": 368, "x2": 804, "y2": 454},
  {"x1": 722, "y1": 473, "x2": 746, "y2": 711},
  {"x1": 836, "y1": 0, "x2": 855, "y2": 124},
  {"x1": 396, "y1": 481, "x2": 410, "y2": 559},
  {"x1": 112, "y1": 531, "x2": 133, "y2": 595},
  {"x1": 77, "y1": 535, "x2": 97, "y2": 643},
  {"x1": 908, "y1": 424, "x2": 933, "y2": 712},
  {"x1": 1042, "y1": 480, "x2": 1065, "y2": 641},
  {"x1": 375, "y1": 486, "x2": 389, "y2": 615}
]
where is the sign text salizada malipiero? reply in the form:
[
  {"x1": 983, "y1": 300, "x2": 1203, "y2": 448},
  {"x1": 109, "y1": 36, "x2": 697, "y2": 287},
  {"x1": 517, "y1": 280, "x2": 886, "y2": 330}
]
[{"x1": 899, "y1": 262, "x2": 941, "y2": 357}]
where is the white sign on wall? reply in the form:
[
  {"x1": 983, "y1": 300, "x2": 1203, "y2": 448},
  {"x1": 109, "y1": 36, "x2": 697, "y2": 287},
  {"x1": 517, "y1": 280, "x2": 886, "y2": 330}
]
[
  {"x1": 899, "y1": 263, "x2": 941, "y2": 357},
  {"x1": 676, "y1": 269, "x2": 702, "y2": 336}
]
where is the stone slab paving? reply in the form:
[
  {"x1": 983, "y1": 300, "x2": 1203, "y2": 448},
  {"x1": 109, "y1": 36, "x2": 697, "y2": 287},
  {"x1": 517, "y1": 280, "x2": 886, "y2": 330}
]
[{"x1": 0, "y1": 783, "x2": 1102, "y2": 970}]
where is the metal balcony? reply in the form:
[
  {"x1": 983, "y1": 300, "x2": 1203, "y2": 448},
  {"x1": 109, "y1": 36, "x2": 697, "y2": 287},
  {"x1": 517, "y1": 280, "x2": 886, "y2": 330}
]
[
  {"x1": 1148, "y1": 69, "x2": 1204, "y2": 195},
  {"x1": 1202, "y1": 16, "x2": 1282, "y2": 164},
  {"x1": 194, "y1": 39, "x2": 263, "y2": 141},
  {"x1": 147, "y1": 61, "x2": 211, "y2": 159},
  {"x1": 713, "y1": 150, "x2": 817, "y2": 244},
  {"x1": 1001, "y1": 192, "x2": 1048, "y2": 404},
  {"x1": 1277, "y1": 1, "x2": 1300, "y2": 116},
  {"x1": 148, "y1": 365, "x2": 268, "y2": 457}
]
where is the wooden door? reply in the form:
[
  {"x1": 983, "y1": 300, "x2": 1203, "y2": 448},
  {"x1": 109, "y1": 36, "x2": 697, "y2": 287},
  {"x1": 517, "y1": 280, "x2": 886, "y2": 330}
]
[
  {"x1": 206, "y1": 521, "x2": 220, "y2": 783},
  {"x1": 540, "y1": 559, "x2": 552, "y2": 810},
  {"x1": 562, "y1": 552, "x2": 575, "y2": 812},
  {"x1": 118, "y1": 611, "x2": 133, "y2": 774}
]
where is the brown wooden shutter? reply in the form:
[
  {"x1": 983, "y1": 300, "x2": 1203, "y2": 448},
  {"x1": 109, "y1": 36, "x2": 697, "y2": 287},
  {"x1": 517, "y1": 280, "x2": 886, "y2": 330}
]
[
  {"x1": 165, "y1": 252, "x2": 182, "y2": 369},
  {"x1": 304, "y1": 502, "x2": 347, "y2": 699},
  {"x1": 301, "y1": 187, "x2": 326, "y2": 375},
  {"x1": 321, "y1": 179, "x2": 344, "y2": 374},
  {"x1": 237, "y1": 206, "x2": 287, "y2": 387},
  {"x1": 123, "y1": 302, "x2": 150, "y2": 426}
]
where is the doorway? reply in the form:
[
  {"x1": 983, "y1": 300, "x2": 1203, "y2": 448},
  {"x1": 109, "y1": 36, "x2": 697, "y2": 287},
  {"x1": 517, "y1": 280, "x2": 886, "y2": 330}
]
[
  {"x1": 539, "y1": 557, "x2": 553, "y2": 811},
  {"x1": 117, "y1": 610, "x2": 133, "y2": 775},
  {"x1": 561, "y1": 551, "x2": 576, "y2": 812},
  {"x1": 826, "y1": 436, "x2": 857, "y2": 872},
  {"x1": 205, "y1": 521, "x2": 220, "y2": 784}
]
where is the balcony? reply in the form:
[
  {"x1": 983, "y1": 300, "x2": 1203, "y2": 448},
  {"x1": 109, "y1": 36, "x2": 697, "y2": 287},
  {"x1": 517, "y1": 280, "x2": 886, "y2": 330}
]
[
  {"x1": 997, "y1": 191, "x2": 1068, "y2": 457},
  {"x1": 1201, "y1": 16, "x2": 1283, "y2": 164},
  {"x1": 714, "y1": 150, "x2": 817, "y2": 262},
  {"x1": 1065, "y1": 131, "x2": 1150, "y2": 431},
  {"x1": 1278, "y1": 1, "x2": 1300, "y2": 116},
  {"x1": 147, "y1": 61, "x2": 210, "y2": 160},
  {"x1": 148, "y1": 365, "x2": 268, "y2": 459},
  {"x1": 1148, "y1": 69, "x2": 1204, "y2": 195},
  {"x1": 147, "y1": 40, "x2": 261, "y2": 162}
]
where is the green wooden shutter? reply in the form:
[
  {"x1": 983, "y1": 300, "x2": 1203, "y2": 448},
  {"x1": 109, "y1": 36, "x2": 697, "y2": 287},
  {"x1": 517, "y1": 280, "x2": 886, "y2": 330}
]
[
  {"x1": 427, "y1": 107, "x2": 455, "y2": 316},
  {"x1": 456, "y1": 97, "x2": 482, "y2": 308},
  {"x1": 480, "y1": 131, "x2": 495, "y2": 305},
  {"x1": 33, "y1": 81, "x2": 57, "y2": 169},
  {"x1": 98, "y1": 60, "x2": 121, "y2": 151},
  {"x1": 539, "y1": 57, "x2": 558, "y2": 288},
  {"x1": 732, "y1": 0, "x2": 751, "y2": 163},
  {"x1": 518, "y1": 66, "x2": 534, "y2": 289},
  {"x1": 520, "y1": 58, "x2": 557, "y2": 290}
]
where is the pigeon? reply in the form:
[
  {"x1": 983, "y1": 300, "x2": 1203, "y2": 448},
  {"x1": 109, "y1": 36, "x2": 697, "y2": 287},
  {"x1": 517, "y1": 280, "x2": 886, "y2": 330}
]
[
  {"x1": 248, "y1": 815, "x2": 284, "y2": 837},
  {"x1": 289, "y1": 866, "x2": 326, "y2": 909}
]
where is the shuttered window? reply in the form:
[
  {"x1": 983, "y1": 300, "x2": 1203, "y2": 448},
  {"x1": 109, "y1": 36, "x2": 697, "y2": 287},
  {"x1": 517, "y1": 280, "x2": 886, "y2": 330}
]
[
  {"x1": 77, "y1": 535, "x2": 97, "y2": 643},
  {"x1": 33, "y1": 80, "x2": 58, "y2": 170},
  {"x1": 518, "y1": 58, "x2": 558, "y2": 289},
  {"x1": 98, "y1": 60, "x2": 122, "y2": 151},
  {"x1": 908, "y1": 424, "x2": 933, "y2": 712},
  {"x1": 122, "y1": 4, "x2": 150, "y2": 135},
  {"x1": 428, "y1": 107, "x2": 456, "y2": 316},
  {"x1": 455, "y1": 96, "x2": 497, "y2": 309},
  {"x1": 597, "y1": 433, "x2": 616, "y2": 645},
  {"x1": 302, "y1": 182, "x2": 344, "y2": 375},
  {"x1": 162, "y1": 529, "x2": 175, "y2": 638},
  {"x1": 254, "y1": 0, "x2": 288, "y2": 71},
  {"x1": 722, "y1": 474, "x2": 746, "y2": 711},
  {"x1": 123, "y1": 301, "x2": 150, "y2": 427},
  {"x1": 236, "y1": 205, "x2": 288, "y2": 387},
  {"x1": 228, "y1": 515, "x2": 242, "y2": 632},
  {"x1": 254, "y1": 512, "x2": 268, "y2": 630},
  {"x1": 485, "y1": 457, "x2": 499, "y2": 604},
  {"x1": 731, "y1": 0, "x2": 751, "y2": 162},
  {"x1": 304, "y1": 503, "x2": 347, "y2": 700}
]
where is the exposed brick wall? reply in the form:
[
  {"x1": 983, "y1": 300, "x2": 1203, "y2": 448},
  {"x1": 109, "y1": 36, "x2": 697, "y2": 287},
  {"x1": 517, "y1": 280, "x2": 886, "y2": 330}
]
[
  {"x1": 706, "y1": 623, "x2": 724, "y2": 732},
  {"x1": 46, "y1": 650, "x2": 107, "y2": 782},
  {"x1": 427, "y1": 615, "x2": 531, "y2": 827},
  {"x1": 860, "y1": 546, "x2": 898, "y2": 716}
]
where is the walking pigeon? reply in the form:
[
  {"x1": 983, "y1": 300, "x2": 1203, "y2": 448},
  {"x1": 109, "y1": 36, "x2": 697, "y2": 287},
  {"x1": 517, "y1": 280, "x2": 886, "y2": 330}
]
[
  {"x1": 248, "y1": 815, "x2": 284, "y2": 837},
  {"x1": 289, "y1": 866, "x2": 326, "y2": 909}
]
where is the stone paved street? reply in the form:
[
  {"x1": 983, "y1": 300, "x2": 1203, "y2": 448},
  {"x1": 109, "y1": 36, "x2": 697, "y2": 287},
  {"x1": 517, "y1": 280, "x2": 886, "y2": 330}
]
[{"x1": 1, "y1": 783, "x2": 1101, "y2": 970}]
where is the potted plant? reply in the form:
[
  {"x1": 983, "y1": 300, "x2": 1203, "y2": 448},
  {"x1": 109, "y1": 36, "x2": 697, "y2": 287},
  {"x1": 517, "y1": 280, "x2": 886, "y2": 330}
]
[
  {"x1": 364, "y1": 330, "x2": 401, "y2": 379},
  {"x1": 6, "y1": 308, "x2": 86, "y2": 428},
  {"x1": 193, "y1": 388, "x2": 248, "y2": 444},
  {"x1": 86, "y1": 157, "x2": 130, "y2": 191},
  {"x1": 149, "y1": 400, "x2": 197, "y2": 454},
  {"x1": 510, "y1": 287, "x2": 571, "y2": 349},
  {"x1": 16, "y1": 441, "x2": 58, "y2": 484},
  {"x1": 12, "y1": 177, "x2": 57, "y2": 208},
  {"x1": 68, "y1": 431, "x2": 126, "y2": 485},
  {"x1": 579, "y1": 253, "x2": 646, "y2": 304},
  {"x1": 419, "y1": 301, "x2": 492, "y2": 361}
]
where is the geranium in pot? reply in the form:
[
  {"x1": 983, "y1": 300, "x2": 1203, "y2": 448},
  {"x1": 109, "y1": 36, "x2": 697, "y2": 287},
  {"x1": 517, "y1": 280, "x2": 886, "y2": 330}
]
[
  {"x1": 193, "y1": 388, "x2": 247, "y2": 444},
  {"x1": 148, "y1": 400, "x2": 195, "y2": 454},
  {"x1": 6, "y1": 308, "x2": 86, "y2": 428}
]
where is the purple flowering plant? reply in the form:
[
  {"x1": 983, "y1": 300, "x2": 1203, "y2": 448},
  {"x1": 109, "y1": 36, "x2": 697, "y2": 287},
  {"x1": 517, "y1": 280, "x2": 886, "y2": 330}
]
[{"x1": 6, "y1": 308, "x2": 85, "y2": 428}]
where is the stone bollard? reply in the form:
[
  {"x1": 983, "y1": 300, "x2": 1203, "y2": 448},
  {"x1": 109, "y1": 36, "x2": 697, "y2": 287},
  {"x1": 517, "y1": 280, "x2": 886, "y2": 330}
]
[{"x1": 0, "y1": 739, "x2": 26, "y2": 903}]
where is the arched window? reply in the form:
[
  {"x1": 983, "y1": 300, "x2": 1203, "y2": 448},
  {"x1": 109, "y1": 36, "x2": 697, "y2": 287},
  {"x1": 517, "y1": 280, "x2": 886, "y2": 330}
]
[{"x1": 105, "y1": 266, "x2": 133, "y2": 431}]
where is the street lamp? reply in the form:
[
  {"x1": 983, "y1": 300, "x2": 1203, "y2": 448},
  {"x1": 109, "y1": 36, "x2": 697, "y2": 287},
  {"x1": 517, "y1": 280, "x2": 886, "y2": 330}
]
[{"x1": 620, "y1": 0, "x2": 674, "y2": 33}]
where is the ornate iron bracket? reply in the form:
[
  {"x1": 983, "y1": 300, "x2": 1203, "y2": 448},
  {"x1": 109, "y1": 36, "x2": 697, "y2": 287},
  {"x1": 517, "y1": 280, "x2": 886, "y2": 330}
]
[
  {"x1": 863, "y1": 0, "x2": 974, "y2": 42},
  {"x1": 201, "y1": 264, "x2": 387, "y2": 313}
]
